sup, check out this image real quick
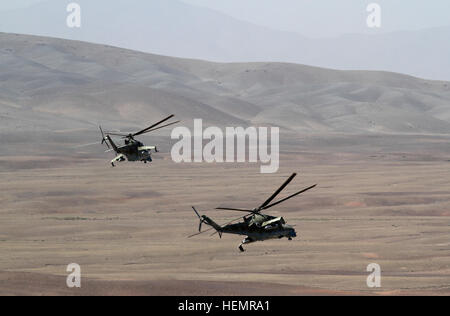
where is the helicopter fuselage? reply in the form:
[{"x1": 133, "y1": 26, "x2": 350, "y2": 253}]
[
  {"x1": 117, "y1": 140, "x2": 152, "y2": 162},
  {"x1": 190, "y1": 173, "x2": 315, "y2": 252},
  {"x1": 221, "y1": 215, "x2": 297, "y2": 241},
  {"x1": 105, "y1": 136, "x2": 155, "y2": 165},
  {"x1": 99, "y1": 115, "x2": 178, "y2": 166}
]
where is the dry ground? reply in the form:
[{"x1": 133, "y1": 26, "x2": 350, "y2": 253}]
[{"x1": 0, "y1": 135, "x2": 449, "y2": 295}]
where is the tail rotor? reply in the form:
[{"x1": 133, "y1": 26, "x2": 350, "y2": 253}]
[
  {"x1": 99, "y1": 126, "x2": 110, "y2": 149},
  {"x1": 192, "y1": 206, "x2": 206, "y2": 232}
]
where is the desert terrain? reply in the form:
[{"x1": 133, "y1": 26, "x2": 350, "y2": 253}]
[
  {"x1": 0, "y1": 33, "x2": 449, "y2": 295},
  {"x1": 0, "y1": 134, "x2": 449, "y2": 295}
]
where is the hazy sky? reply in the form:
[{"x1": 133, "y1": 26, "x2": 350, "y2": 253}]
[
  {"x1": 1, "y1": 0, "x2": 449, "y2": 37},
  {"x1": 0, "y1": 0, "x2": 449, "y2": 79},
  {"x1": 0, "y1": 0, "x2": 42, "y2": 11},
  {"x1": 182, "y1": 0, "x2": 450, "y2": 37}
]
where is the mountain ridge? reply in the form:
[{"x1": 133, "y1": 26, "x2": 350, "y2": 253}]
[{"x1": 1, "y1": 33, "x2": 450, "y2": 139}]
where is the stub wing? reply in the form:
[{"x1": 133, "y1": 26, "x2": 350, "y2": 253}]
[
  {"x1": 261, "y1": 217, "x2": 285, "y2": 228},
  {"x1": 138, "y1": 146, "x2": 156, "y2": 151},
  {"x1": 111, "y1": 154, "x2": 125, "y2": 164}
]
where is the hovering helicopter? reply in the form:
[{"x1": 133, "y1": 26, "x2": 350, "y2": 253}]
[
  {"x1": 189, "y1": 173, "x2": 317, "y2": 252},
  {"x1": 100, "y1": 115, "x2": 180, "y2": 166}
]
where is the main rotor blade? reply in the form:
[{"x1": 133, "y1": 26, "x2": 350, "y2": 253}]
[
  {"x1": 138, "y1": 120, "x2": 180, "y2": 135},
  {"x1": 259, "y1": 173, "x2": 297, "y2": 210},
  {"x1": 74, "y1": 142, "x2": 99, "y2": 148},
  {"x1": 133, "y1": 115, "x2": 175, "y2": 137},
  {"x1": 190, "y1": 212, "x2": 252, "y2": 238},
  {"x1": 215, "y1": 207, "x2": 253, "y2": 213},
  {"x1": 210, "y1": 212, "x2": 254, "y2": 237},
  {"x1": 210, "y1": 214, "x2": 248, "y2": 237},
  {"x1": 104, "y1": 132, "x2": 129, "y2": 137},
  {"x1": 99, "y1": 126, "x2": 105, "y2": 138},
  {"x1": 218, "y1": 212, "x2": 253, "y2": 229},
  {"x1": 262, "y1": 184, "x2": 317, "y2": 210}
]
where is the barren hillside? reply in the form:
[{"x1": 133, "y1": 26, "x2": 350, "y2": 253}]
[{"x1": 1, "y1": 33, "x2": 450, "y2": 143}]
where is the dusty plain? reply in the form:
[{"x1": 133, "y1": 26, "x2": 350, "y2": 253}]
[{"x1": 0, "y1": 134, "x2": 449, "y2": 296}]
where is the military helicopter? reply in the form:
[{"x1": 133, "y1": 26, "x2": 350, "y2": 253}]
[
  {"x1": 100, "y1": 114, "x2": 180, "y2": 166},
  {"x1": 189, "y1": 173, "x2": 317, "y2": 252}
]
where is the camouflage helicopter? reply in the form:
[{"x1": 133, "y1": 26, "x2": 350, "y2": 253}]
[
  {"x1": 189, "y1": 173, "x2": 317, "y2": 252},
  {"x1": 100, "y1": 115, "x2": 180, "y2": 166}
]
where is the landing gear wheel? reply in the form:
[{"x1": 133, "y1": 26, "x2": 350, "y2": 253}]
[{"x1": 288, "y1": 237, "x2": 292, "y2": 241}]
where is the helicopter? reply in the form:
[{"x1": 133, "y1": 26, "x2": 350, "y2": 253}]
[
  {"x1": 100, "y1": 114, "x2": 180, "y2": 166},
  {"x1": 189, "y1": 173, "x2": 317, "y2": 252}
]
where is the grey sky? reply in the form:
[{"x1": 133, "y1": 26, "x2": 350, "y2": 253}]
[
  {"x1": 181, "y1": 0, "x2": 450, "y2": 37},
  {"x1": 0, "y1": 0, "x2": 42, "y2": 11},
  {"x1": 1, "y1": 0, "x2": 449, "y2": 37}
]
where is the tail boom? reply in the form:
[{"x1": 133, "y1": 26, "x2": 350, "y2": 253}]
[{"x1": 192, "y1": 207, "x2": 223, "y2": 238}]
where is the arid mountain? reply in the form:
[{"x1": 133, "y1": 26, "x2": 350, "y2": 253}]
[{"x1": 1, "y1": 32, "x2": 450, "y2": 140}]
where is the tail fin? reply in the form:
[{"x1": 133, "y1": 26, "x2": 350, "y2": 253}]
[
  {"x1": 105, "y1": 135, "x2": 119, "y2": 153},
  {"x1": 100, "y1": 126, "x2": 119, "y2": 153},
  {"x1": 192, "y1": 206, "x2": 223, "y2": 238}
]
